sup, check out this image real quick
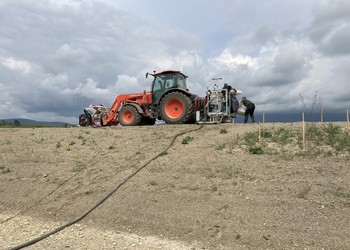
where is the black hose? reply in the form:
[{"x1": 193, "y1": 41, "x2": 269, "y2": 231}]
[{"x1": 8, "y1": 124, "x2": 204, "y2": 250}]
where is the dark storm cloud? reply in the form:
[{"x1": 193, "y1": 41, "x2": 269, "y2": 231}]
[
  {"x1": 309, "y1": 0, "x2": 350, "y2": 56},
  {"x1": 0, "y1": 0, "x2": 199, "y2": 122},
  {"x1": 1, "y1": 0, "x2": 350, "y2": 123}
]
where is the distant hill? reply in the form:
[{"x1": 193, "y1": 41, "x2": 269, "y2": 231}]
[{"x1": 0, "y1": 118, "x2": 71, "y2": 127}]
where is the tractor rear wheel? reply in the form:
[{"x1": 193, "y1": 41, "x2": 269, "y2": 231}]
[
  {"x1": 118, "y1": 105, "x2": 141, "y2": 126},
  {"x1": 160, "y1": 92, "x2": 193, "y2": 124}
]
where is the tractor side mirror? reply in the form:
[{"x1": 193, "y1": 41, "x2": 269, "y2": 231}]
[{"x1": 145, "y1": 72, "x2": 149, "y2": 79}]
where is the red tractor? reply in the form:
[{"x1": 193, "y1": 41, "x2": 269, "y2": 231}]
[{"x1": 100, "y1": 70, "x2": 202, "y2": 126}]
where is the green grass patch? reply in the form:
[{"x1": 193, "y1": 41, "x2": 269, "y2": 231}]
[
  {"x1": 220, "y1": 128, "x2": 228, "y2": 134},
  {"x1": 182, "y1": 136, "x2": 194, "y2": 144},
  {"x1": 159, "y1": 151, "x2": 168, "y2": 156},
  {"x1": 0, "y1": 167, "x2": 12, "y2": 174}
]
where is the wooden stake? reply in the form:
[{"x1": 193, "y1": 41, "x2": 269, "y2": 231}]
[
  {"x1": 263, "y1": 112, "x2": 265, "y2": 124},
  {"x1": 302, "y1": 112, "x2": 306, "y2": 150},
  {"x1": 347, "y1": 109, "x2": 349, "y2": 129}
]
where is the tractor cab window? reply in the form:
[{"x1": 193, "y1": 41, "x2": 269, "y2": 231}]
[
  {"x1": 165, "y1": 78, "x2": 175, "y2": 88},
  {"x1": 153, "y1": 77, "x2": 164, "y2": 91},
  {"x1": 152, "y1": 75, "x2": 166, "y2": 104},
  {"x1": 175, "y1": 74, "x2": 187, "y2": 90}
]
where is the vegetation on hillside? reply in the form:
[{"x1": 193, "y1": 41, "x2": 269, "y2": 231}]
[{"x1": 240, "y1": 123, "x2": 350, "y2": 158}]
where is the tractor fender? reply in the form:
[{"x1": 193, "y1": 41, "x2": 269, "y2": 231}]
[{"x1": 123, "y1": 103, "x2": 144, "y2": 114}]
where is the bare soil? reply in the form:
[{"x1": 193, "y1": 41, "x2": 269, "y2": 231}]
[{"x1": 0, "y1": 123, "x2": 349, "y2": 249}]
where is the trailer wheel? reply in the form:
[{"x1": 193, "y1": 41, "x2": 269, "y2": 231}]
[
  {"x1": 160, "y1": 92, "x2": 193, "y2": 124},
  {"x1": 118, "y1": 105, "x2": 141, "y2": 126}
]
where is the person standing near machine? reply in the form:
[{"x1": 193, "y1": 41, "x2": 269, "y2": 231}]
[
  {"x1": 84, "y1": 105, "x2": 97, "y2": 126},
  {"x1": 222, "y1": 83, "x2": 232, "y2": 95},
  {"x1": 239, "y1": 97, "x2": 256, "y2": 123},
  {"x1": 230, "y1": 89, "x2": 240, "y2": 117},
  {"x1": 221, "y1": 83, "x2": 233, "y2": 113}
]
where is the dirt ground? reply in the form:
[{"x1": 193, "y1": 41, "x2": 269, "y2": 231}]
[{"x1": 0, "y1": 123, "x2": 349, "y2": 250}]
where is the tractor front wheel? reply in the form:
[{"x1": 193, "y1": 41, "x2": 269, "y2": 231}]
[
  {"x1": 118, "y1": 105, "x2": 141, "y2": 126},
  {"x1": 160, "y1": 92, "x2": 193, "y2": 124}
]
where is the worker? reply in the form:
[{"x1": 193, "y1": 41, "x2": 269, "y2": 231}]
[
  {"x1": 84, "y1": 105, "x2": 97, "y2": 126},
  {"x1": 221, "y1": 83, "x2": 232, "y2": 112},
  {"x1": 239, "y1": 97, "x2": 256, "y2": 123},
  {"x1": 221, "y1": 83, "x2": 232, "y2": 97},
  {"x1": 230, "y1": 89, "x2": 239, "y2": 117}
]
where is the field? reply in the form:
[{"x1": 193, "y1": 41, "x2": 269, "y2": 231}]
[{"x1": 1, "y1": 123, "x2": 350, "y2": 249}]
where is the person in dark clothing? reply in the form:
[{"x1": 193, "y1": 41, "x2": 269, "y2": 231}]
[
  {"x1": 221, "y1": 83, "x2": 233, "y2": 113},
  {"x1": 230, "y1": 89, "x2": 239, "y2": 117},
  {"x1": 239, "y1": 97, "x2": 256, "y2": 123},
  {"x1": 222, "y1": 83, "x2": 232, "y2": 96}
]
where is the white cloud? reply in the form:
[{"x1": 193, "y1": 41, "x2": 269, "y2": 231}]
[
  {"x1": 1, "y1": 57, "x2": 33, "y2": 75},
  {"x1": 209, "y1": 49, "x2": 258, "y2": 70}
]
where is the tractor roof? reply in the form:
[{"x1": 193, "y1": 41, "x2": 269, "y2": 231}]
[{"x1": 155, "y1": 70, "x2": 187, "y2": 77}]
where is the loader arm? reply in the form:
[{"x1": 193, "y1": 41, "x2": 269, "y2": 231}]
[{"x1": 101, "y1": 92, "x2": 152, "y2": 126}]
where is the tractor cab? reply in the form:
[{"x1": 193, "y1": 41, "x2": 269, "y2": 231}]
[
  {"x1": 147, "y1": 70, "x2": 188, "y2": 105},
  {"x1": 145, "y1": 70, "x2": 198, "y2": 123}
]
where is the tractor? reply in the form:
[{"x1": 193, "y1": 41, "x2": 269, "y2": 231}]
[
  {"x1": 79, "y1": 70, "x2": 244, "y2": 127},
  {"x1": 100, "y1": 70, "x2": 201, "y2": 126}
]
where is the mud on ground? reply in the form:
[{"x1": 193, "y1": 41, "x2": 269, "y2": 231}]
[{"x1": 0, "y1": 123, "x2": 349, "y2": 249}]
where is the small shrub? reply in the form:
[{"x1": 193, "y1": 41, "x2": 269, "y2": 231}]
[
  {"x1": 263, "y1": 234, "x2": 271, "y2": 241},
  {"x1": 159, "y1": 151, "x2": 168, "y2": 156},
  {"x1": 215, "y1": 143, "x2": 226, "y2": 151},
  {"x1": 182, "y1": 136, "x2": 194, "y2": 144},
  {"x1": 72, "y1": 161, "x2": 86, "y2": 172},
  {"x1": 220, "y1": 128, "x2": 228, "y2": 134},
  {"x1": 0, "y1": 167, "x2": 12, "y2": 174},
  {"x1": 261, "y1": 130, "x2": 272, "y2": 138},
  {"x1": 243, "y1": 131, "x2": 259, "y2": 147},
  {"x1": 108, "y1": 145, "x2": 115, "y2": 150},
  {"x1": 249, "y1": 145, "x2": 263, "y2": 155},
  {"x1": 149, "y1": 180, "x2": 158, "y2": 186}
]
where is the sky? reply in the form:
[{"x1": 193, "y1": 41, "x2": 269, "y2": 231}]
[{"x1": 1, "y1": 0, "x2": 350, "y2": 124}]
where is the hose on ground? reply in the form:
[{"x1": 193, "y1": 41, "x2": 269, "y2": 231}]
[{"x1": 8, "y1": 124, "x2": 204, "y2": 250}]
